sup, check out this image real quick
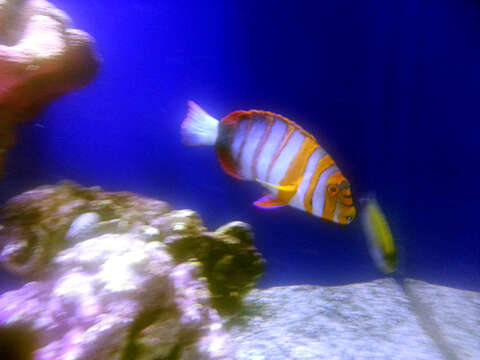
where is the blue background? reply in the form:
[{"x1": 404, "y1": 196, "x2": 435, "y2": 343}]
[{"x1": 1, "y1": 0, "x2": 479, "y2": 291}]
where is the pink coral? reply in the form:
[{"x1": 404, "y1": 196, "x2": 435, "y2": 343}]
[{"x1": 0, "y1": 0, "x2": 99, "y2": 175}]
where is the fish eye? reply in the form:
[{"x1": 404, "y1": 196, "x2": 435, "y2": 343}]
[
  {"x1": 327, "y1": 184, "x2": 339, "y2": 196},
  {"x1": 346, "y1": 215, "x2": 353, "y2": 223}
]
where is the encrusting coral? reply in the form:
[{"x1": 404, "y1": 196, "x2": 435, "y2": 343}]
[
  {"x1": 0, "y1": 0, "x2": 99, "y2": 175},
  {"x1": 0, "y1": 181, "x2": 265, "y2": 314},
  {"x1": 0, "y1": 182, "x2": 265, "y2": 359},
  {"x1": 1, "y1": 234, "x2": 232, "y2": 359}
]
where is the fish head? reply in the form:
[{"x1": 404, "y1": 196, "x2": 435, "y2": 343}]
[{"x1": 324, "y1": 174, "x2": 356, "y2": 225}]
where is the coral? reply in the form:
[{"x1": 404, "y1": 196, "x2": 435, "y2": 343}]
[
  {"x1": 163, "y1": 221, "x2": 265, "y2": 314},
  {"x1": 0, "y1": 234, "x2": 232, "y2": 359},
  {"x1": 0, "y1": 0, "x2": 99, "y2": 175},
  {"x1": 0, "y1": 182, "x2": 265, "y2": 358},
  {"x1": 0, "y1": 181, "x2": 265, "y2": 313},
  {"x1": 0, "y1": 181, "x2": 171, "y2": 277}
]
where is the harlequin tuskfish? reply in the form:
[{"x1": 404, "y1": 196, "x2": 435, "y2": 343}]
[
  {"x1": 360, "y1": 195, "x2": 398, "y2": 273},
  {"x1": 181, "y1": 101, "x2": 356, "y2": 225}
]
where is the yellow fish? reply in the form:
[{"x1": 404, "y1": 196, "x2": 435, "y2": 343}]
[
  {"x1": 360, "y1": 195, "x2": 398, "y2": 273},
  {"x1": 181, "y1": 101, "x2": 356, "y2": 225}
]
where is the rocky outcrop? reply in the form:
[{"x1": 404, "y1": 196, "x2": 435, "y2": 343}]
[
  {"x1": 0, "y1": 0, "x2": 99, "y2": 175},
  {"x1": 0, "y1": 234, "x2": 232, "y2": 360},
  {"x1": 0, "y1": 182, "x2": 264, "y2": 359},
  {"x1": 0, "y1": 182, "x2": 264, "y2": 314},
  {"x1": 228, "y1": 279, "x2": 480, "y2": 360},
  {"x1": 3, "y1": 184, "x2": 476, "y2": 360}
]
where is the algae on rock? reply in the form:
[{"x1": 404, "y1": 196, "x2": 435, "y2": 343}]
[
  {"x1": 0, "y1": 182, "x2": 265, "y2": 360},
  {"x1": 0, "y1": 181, "x2": 265, "y2": 314}
]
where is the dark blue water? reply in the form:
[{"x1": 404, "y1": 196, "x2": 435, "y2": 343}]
[{"x1": 1, "y1": 0, "x2": 479, "y2": 291}]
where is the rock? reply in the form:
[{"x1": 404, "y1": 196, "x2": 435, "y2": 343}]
[
  {"x1": 0, "y1": 323, "x2": 37, "y2": 360},
  {"x1": 228, "y1": 279, "x2": 480, "y2": 360},
  {"x1": 165, "y1": 221, "x2": 265, "y2": 315},
  {"x1": 0, "y1": 181, "x2": 172, "y2": 277},
  {"x1": 0, "y1": 233, "x2": 232, "y2": 360},
  {"x1": 403, "y1": 279, "x2": 480, "y2": 360},
  {"x1": 0, "y1": 0, "x2": 99, "y2": 176},
  {"x1": 0, "y1": 182, "x2": 265, "y2": 313},
  {"x1": 2, "y1": 184, "x2": 478, "y2": 359},
  {"x1": 64, "y1": 212, "x2": 100, "y2": 243}
]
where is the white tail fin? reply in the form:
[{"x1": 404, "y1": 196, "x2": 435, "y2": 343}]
[{"x1": 181, "y1": 101, "x2": 219, "y2": 146}]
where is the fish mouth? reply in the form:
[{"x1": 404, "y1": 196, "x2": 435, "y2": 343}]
[
  {"x1": 334, "y1": 212, "x2": 355, "y2": 225},
  {"x1": 343, "y1": 207, "x2": 357, "y2": 224},
  {"x1": 345, "y1": 215, "x2": 355, "y2": 224}
]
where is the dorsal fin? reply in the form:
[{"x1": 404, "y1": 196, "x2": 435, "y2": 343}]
[{"x1": 221, "y1": 110, "x2": 252, "y2": 125}]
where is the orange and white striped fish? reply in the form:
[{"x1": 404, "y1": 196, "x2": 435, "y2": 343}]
[{"x1": 181, "y1": 101, "x2": 356, "y2": 225}]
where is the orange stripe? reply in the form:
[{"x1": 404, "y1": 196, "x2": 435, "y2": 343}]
[
  {"x1": 265, "y1": 125, "x2": 295, "y2": 182},
  {"x1": 341, "y1": 187, "x2": 353, "y2": 206},
  {"x1": 251, "y1": 116, "x2": 274, "y2": 180},
  {"x1": 250, "y1": 110, "x2": 317, "y2": 142},
  {"x1": 322, "y1": 171, "x2": 344, "y2": 221},
  {"x1": 277, "y1": 137, "x2": 318, "y2": 203},
  {"x1": 223, "y1": 110, "x2": 317, "y2": 144},
  {"x1": 303, "y1": 155, "x2": 335, "y2": 213},
  {"x1": 235, "y1": 118, "x2": 253, "y2": 164}
]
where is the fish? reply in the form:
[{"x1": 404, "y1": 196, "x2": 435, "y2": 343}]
[
  {"x1": 360, "y1": 195, "x2": 398, "y2": 273},
  {"x1": 181, "y1": 101, "x2": 356, "y2": 225}
]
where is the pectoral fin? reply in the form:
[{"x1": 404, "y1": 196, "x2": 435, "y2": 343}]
[
  {"x1": 253, "y1": 194, "x2": 287, "y2": 209},
  {"x1": 256, "y1": 179, "x2": 297, "y2": 193}
]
